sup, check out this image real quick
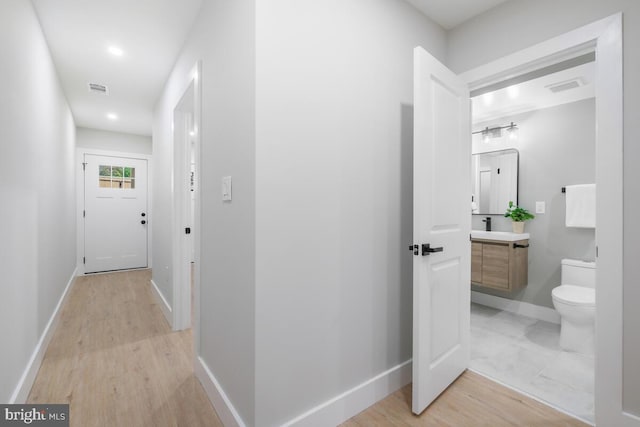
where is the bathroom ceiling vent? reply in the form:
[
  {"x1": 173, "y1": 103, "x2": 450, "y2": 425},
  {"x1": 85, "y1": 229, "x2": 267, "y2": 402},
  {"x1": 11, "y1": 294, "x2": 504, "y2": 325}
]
[
  {"x1": 545, "y1": 78, "x2": 584, "y2": 93},
  {"x1": 88, "y1": 83, "x2": 109, "y2": 95}
]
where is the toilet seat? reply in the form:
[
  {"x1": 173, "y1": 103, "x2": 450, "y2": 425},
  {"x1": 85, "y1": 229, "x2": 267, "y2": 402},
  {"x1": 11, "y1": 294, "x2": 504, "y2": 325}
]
[{"x1": 552, "y1": 285, "x2": 595, "y2": 307}]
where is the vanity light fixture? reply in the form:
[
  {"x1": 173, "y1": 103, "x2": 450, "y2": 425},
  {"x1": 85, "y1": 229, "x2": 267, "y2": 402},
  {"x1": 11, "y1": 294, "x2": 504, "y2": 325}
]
[
  {"x1": 506, "y1": 122, "x2": 519, "y2": 140},
  {"x1": 473, "y1": 122, "x2": 518, "y2": 143}
]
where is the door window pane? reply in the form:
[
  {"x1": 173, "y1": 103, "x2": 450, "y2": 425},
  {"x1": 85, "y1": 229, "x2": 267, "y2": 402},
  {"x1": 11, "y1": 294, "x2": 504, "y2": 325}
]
[{"x1": 98, "y1": 165, "x2": 136, "y2": 189}]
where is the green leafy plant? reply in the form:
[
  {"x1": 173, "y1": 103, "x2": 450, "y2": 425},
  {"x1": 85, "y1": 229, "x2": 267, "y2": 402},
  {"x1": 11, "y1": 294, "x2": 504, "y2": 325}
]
[{"x1": 504, "y1": 201, "x2": 535, "y2": 222}]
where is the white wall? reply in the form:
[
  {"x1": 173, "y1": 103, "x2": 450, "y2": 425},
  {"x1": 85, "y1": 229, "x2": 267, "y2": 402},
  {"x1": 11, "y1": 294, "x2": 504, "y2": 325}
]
[
  {"x1": 447, "y1": 0, "x2": 640, "y2": 416},
  {"x1": 76, "y1": 127, "x2": 152, "y2": 155},
  {"x1": 0, "y1": 0, "x2": 76, "y2": 402},
  {"x1": 152, "y1": 0, "x2": 256, "y2": 423},
  {"x1": 158, "y1": 1, "x2": 445, "y2": 424},
  {"x1": 254, "y1": 0, "x2": 446, "y2": 424}
]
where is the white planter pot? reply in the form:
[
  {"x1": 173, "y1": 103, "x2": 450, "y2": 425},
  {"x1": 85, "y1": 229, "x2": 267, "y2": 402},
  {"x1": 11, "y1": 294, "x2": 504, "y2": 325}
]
[{"x1": 512, "y1": 221, "x2": 525, "y2": 233}]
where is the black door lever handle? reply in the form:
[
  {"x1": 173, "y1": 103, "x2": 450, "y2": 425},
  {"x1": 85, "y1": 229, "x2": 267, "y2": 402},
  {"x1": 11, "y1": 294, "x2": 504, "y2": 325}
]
[{"x1": 422, "y1": 243, "x2": 443, "y2": 256}]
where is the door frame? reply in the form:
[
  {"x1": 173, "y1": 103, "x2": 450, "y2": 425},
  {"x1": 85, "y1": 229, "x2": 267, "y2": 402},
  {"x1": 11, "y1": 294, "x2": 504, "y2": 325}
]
[
  {"x1": 75, "y1": 148, "x2": 153, "y2": 275},
  {"x1": 172, "y1": 61, "x2": 202, "y2": 333},
  {"x1": 459, "y1": 13, "x2": 627, "y2": 425}
]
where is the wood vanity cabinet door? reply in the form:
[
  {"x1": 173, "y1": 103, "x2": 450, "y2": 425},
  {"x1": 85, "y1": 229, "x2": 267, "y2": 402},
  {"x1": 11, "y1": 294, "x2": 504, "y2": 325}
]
[
  {"x1": 471, "y1": 242, "x2": 483, "y2": 284},
  {"x1": 481, "y1": 243, "x2": 510, "y2": 289}
]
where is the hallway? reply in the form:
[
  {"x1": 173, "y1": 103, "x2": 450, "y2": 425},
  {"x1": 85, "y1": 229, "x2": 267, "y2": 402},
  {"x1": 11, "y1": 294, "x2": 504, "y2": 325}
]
[
  {"x1": 26, "y1": 270, "x2": 591, "y2": 426},
  {"x1": 27, "y1": 270, "x2": 221, "y2": 427}
]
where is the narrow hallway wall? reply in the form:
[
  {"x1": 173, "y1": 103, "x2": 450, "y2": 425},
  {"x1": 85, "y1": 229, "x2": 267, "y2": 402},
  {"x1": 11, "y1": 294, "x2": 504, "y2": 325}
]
[
  {"x1": 0, "y1": 0, "x2": 77, "y2": 402},
  {"x1": 254, "y1": 0, "x2": 446, "y2": 424},
  {"x1": 152, "y1": 0, "x2": 256, "y2": 423}
]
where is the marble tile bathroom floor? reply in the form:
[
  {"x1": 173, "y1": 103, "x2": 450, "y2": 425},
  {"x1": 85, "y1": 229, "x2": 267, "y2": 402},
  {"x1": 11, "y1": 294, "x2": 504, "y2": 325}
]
[{"x1": 470, "y1": 303, "x2": 595, "y2": 424}]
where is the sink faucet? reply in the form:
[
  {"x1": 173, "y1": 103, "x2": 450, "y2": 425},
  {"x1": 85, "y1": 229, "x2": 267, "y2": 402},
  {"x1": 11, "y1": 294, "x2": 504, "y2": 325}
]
[{"x1": 482, "y1": 217, "x2": 492, "y2": 231}]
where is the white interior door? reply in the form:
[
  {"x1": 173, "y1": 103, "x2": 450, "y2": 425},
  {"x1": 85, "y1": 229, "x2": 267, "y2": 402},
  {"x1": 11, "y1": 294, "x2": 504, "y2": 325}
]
[
  {"x1": 84, "y1": 154, "x2": 148, "y2": 273},
  {"x1": 412, "y1": 46, "x2": 471, "y2": 414}
]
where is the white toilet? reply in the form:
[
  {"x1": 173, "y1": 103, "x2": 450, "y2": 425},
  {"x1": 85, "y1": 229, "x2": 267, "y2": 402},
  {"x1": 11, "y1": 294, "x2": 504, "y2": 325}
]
[{"x1": 552, "y1": 259, "x2": 596, "y2": 354}]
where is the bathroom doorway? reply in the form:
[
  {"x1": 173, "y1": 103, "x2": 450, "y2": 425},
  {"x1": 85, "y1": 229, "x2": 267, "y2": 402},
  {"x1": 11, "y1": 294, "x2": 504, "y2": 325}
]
[
  {"x1": 458, "y1": 14, "x2": 623, "y2": 427},
  {"x1": 468, "y1": 55, "x2": 597, "y2": 422}
]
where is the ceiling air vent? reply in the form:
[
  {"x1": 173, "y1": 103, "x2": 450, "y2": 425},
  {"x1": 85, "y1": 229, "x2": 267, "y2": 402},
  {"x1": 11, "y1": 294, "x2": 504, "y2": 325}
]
[
  {"x1": 88, "y1": 83, "x2": 109, "y2": 95},
  {"x1": 545, "y1": 78, "x2": 584, "y2": 93}
]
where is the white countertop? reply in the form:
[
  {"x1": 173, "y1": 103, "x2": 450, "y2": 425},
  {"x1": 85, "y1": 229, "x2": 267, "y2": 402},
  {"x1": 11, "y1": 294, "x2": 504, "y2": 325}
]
[{"x1": 471, "y1": 230, "x2": 530, "y2": 242}]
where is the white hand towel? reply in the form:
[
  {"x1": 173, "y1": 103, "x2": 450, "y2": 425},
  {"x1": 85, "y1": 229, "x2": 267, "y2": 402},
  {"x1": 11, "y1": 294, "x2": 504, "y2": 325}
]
[{"x1": 566, "y1": 184, "x2": 596, "y2": 228}]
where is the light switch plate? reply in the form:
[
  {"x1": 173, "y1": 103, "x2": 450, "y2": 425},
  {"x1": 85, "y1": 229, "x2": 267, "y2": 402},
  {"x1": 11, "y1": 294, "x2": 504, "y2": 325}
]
[
  {"x1": 536, "y1": 201, "x2": 545, "y2": 214},
  {"x1": 222, "y1": 176, "x2": 232, "y2": 201}
]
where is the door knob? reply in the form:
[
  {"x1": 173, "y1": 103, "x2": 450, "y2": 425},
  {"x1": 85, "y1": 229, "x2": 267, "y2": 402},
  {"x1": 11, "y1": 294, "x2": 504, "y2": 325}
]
[
  {"x1": 141, "y1": 220, "x2": 146, "y2": 225},
  {"x1": 422, "y1": 243, "x2": 443, "y2": 256}
]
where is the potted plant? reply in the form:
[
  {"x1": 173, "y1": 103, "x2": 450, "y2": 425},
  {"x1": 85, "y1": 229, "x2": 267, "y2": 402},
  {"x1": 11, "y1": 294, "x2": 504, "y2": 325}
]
[{"x1": 504, "y1": 201, "x2": 534, "y2": 233}]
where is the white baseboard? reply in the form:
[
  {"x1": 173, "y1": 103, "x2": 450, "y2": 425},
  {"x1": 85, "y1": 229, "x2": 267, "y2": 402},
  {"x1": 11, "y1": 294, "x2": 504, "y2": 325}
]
[
  {"x1": 471, "y1": 291, "x2": 560, "y2": 324},
  {"x1": 150, "y1": 279, "x2": 172, "y2": 328},
  {"x1": 195, "y1": 356, "x2": 246, "y2": 427},
  {"x1": 622, "y1": 411, "x2": 640, "y2": 423},
  {"x1": 195, "y1": 356, "x2": 411, "y2": 427},
  {"x1": 282, "y1": 360, "x2": 413, "y2": 427},
  {"x1": 9, "y1": 268, "x2": 78, "y2": 403}
]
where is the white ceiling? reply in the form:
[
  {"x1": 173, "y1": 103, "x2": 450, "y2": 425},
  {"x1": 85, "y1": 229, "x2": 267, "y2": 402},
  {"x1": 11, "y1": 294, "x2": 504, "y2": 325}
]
[
  {"x1": 30, "y1": 0, "x2": 513, "y2": 137},
  {"x1": 404, "y1": 0, "x2": 511, "y2": 29},
  {"x1": 472, "y1": 61, "x2": 596, "y2": 125},
  {"x1": 31, "y1": 0, "x2": 203, "y2": 136}
]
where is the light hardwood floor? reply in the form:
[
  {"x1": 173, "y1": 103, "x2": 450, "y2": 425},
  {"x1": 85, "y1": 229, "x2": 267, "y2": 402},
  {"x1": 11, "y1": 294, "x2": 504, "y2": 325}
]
[
  {"x1": 29, "y1": 270, "x2": 588, "y2": 427},
  {"x1": 342, "y1": 370, "x2": 588, "y2": 427},
  {"x1": 28, "y1": 269, "x2": 222, "y2": 427}
]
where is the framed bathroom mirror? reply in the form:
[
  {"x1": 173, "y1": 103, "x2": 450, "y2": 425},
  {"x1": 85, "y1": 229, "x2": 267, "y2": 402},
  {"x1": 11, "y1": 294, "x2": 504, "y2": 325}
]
[{"x1": 471, "y1": 148, "x2": 519, "y2": 215}]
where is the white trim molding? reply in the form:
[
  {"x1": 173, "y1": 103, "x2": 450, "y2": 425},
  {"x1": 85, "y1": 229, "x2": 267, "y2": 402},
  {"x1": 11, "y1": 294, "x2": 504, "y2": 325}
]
[
  {"x1": 172, "y1": 61, "x2": 202, "y2": 333},
  {"x1": 150, "y1": 279, "x2": 172, "y2": 328},
  {"x1": 282, "y1": 360, "x2": 412, "y2": 427},
  {"x1": 195, "y1": 357, "x2": 246, "y2": 427},
  {"x1": 471, "y1": 291, "x2": 560, "y2": 324},
  {"x1": 10, "y1": 268, "x2": 77, "y2": 403}
]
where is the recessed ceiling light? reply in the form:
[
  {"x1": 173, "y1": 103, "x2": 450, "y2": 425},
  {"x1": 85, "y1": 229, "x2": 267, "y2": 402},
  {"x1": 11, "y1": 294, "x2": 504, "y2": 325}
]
[
  {"x1": 108, "y1": 46, "x2": 124, "y2": 57},
  {"x1": 107, "y1": 113, "x2": 118, "y2": 121}
]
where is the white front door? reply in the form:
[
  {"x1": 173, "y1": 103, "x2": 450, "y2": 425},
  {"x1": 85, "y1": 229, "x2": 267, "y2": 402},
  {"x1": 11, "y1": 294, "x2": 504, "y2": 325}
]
[
  {"x1": 84, "y1": 154, "x2": 148, "y2": 273},
  {"x1": 412, "y1": 46, "x2": 471, "y2": 414}
]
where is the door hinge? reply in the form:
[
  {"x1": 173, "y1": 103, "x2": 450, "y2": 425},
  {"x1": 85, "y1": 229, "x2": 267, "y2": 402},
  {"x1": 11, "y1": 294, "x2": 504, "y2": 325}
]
[
  {"x1": 596, "y1": 246, "x2": 599, "y2": 257},
  {"x1": 497, "y1": 168, "x2": 501, "y2": 174},
  {"x1": 83, "y1": 257, "x2": 86, "y2": 264},
  {"x1": 185, "y1": 227, "x2": 191, "y2": 235},
  {"x1": 82, "y1": 162, "x2": 87, "y2": 171},
  {"x1": 83, "y1": 210, "x2": 85, "y2": 218}
]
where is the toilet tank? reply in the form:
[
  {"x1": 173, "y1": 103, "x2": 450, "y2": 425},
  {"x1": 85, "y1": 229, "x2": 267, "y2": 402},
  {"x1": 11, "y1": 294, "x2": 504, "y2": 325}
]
[{"x1": 561, "y1": 259, "x2": 596, "y2": 288}]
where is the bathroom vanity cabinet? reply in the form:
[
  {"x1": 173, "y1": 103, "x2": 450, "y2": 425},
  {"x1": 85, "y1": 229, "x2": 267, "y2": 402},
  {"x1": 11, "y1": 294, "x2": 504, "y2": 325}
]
[{"x1": 471, "y1": 237, "x2": 529, "y2": 291}]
